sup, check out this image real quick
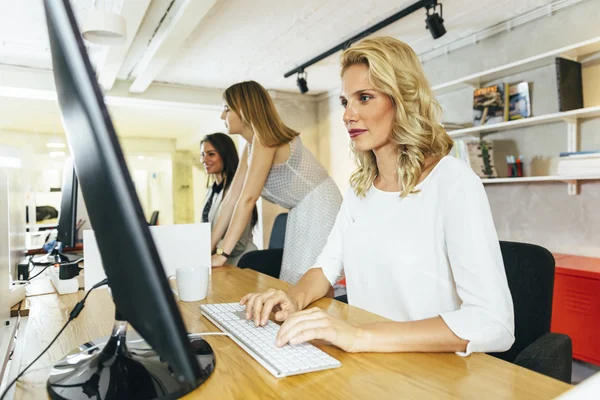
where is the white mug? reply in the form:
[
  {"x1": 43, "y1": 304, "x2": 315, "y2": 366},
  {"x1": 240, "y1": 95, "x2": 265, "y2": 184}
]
[{"x1": 172, "y1": 266, "x2": 209, "y2": 302}]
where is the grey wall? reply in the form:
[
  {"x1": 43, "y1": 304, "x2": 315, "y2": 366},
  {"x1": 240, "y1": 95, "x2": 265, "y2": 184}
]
[{"x1": 425, "y1": 0, "x2": 600, "y2": 257}]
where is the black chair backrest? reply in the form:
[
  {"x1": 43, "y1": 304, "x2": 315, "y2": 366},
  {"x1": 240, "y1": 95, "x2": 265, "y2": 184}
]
[
  {"x1": 149, "y1": 211, "x2": 159, "y2": 226},
  {"x1": 238, "y1": 248, "x2": 283, "y2": 279},
  {"x1": 268, "y1": 213, "x2": 287, "y2": 249},
  {"x1": 489, "y1": 241, "x2": 555, "y2": 362}
]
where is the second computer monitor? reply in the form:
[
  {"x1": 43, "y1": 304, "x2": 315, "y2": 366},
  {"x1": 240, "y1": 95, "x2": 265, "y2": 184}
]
[{"x1": 56, "y1": 157, "x2": 78, "y2": 249}]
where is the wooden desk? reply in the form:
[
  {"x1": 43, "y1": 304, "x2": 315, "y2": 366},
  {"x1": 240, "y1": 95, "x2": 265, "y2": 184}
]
[
  {"x1": 15, "y1": 267, "x2": 571, "y2": 399},
  {"x1": 26, "y1": 242, "x2": 83, "y2": 256}
]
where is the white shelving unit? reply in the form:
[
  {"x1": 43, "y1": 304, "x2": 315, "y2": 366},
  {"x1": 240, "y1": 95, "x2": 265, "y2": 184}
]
[
  {"x1": 447, "y1": 105, "x2": 600, "y2": 139},
  {"x1": 432, "y1": 37, "x2": 600, "y2": 95},
  {"x1": 436, "y1": 36, "x2": 600, "y2": 195},
  {"x1": 482, "y1": 176, "x2": 600, "y2": 196},
  {"x1": 482, "y1": 176, "x2": 600, "y2": 184}
]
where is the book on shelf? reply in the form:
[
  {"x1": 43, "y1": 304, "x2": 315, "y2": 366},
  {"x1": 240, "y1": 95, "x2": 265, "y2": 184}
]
[
  {"x1": 451, "y1": 139, "x2": 498, "y2": 178},
  {"x1": 556, "y1": 57, "x2": 583, "y2": 112},
  {"x1": 508, "y1": 81, "x2": 531, "y2": 120},
  {"x1": 559, "y1": 150, "x2": 600, "y2": 158},
  {"x1": 557, "y1": 150, "x2": 600, "y2": 177},
  {"x1": 473, "y1": 83, "x2": 508, "y2": 126}
]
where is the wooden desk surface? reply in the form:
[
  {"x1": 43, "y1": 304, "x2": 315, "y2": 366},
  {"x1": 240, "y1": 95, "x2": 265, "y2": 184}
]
[{"x1": 15, "y1": 267, "x2": 571, "y2": 399}]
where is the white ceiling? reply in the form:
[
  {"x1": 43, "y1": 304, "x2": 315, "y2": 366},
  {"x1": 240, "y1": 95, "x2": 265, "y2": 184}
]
[
  {"x1": 1, "y1": 0, "x2": 559, "y2": 92},
  {"x1": 0, "y1": 0, "x2": 569, "y2": 141}
]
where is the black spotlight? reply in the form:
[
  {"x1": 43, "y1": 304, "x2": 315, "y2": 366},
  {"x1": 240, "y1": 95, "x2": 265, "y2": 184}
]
[
  {"x1": 297, "y1": 70, "x2": 308, "y2": 94},
  {"x1": 425, "y1": 2, "x2": 446, "y2": 40}
]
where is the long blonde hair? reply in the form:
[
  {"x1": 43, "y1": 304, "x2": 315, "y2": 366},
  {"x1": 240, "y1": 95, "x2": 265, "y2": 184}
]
[
  {"x1": 341, "y1": 36, "x2": 453, "y2": 197},
  {"x1": 223, "y1": 81, "x2": 298, "y2": 147}
]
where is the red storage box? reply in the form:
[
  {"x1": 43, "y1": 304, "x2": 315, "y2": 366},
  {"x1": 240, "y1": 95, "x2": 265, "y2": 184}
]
[{"x1": 551, "y1": 253, "x2": 600, "y2": 366}]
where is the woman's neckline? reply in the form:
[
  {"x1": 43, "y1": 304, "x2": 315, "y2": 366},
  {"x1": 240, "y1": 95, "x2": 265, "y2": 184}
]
[{"x1": 371, "y1": 155, "x2": 450, "y2": 194}]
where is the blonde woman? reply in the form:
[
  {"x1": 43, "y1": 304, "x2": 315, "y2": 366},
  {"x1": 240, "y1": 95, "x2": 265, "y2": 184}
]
[
  {"x1": 241, "y1": 37, "x2": 515, "y2": 355},
  {"x1": 210, "y1": 81, "x2": 343, "y2": 285}
]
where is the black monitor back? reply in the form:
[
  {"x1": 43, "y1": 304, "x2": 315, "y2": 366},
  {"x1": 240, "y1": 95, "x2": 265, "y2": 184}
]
[
  {"x1": 44, "y1": 0, "x2": 202, "y2": 385},
  {"x1": 56, "y1": 158, "x2": 78, "y2": 248}
]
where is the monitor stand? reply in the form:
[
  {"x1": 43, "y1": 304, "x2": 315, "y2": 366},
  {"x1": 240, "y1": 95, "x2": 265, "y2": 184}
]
[
  {"x1": 31, "y1": 240, "x2": 71, "y2": 266},
  {"x1": 46, "y1": 311, "x2": 215, "y2": 400}
]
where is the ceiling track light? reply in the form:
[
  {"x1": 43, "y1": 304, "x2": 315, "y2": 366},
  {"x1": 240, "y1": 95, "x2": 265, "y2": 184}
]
[
  {"x1": 283, "y1": 0, "x2": 446, "y2": 83},
  {"x1": 425, "y1": 2, "x2": 446, "y2": 40},
  {"x1": 296, "y1": 70, "x2": 309, "y2": 94}
]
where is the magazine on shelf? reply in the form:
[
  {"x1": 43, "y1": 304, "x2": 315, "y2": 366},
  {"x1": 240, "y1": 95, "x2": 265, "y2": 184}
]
[
  {"x1": 508, "y1": 81, "x2": 531, "y2": 120},
  {"x1": 473, "y1": 84, "x2": 508, "y2": 126}
]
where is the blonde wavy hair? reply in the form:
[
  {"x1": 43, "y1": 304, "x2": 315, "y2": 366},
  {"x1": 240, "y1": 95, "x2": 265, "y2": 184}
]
[
  {"x1": 223, "y1": 81, "x2": 298, "y2": 147},
  {"x1": 341, "y1": 36, "x2": 453, "y2": 197}
]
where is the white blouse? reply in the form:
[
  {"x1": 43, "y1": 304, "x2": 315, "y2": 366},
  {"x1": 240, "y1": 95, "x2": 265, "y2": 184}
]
[{"x1": 312, "y1": 156, "x2": 515, "y2": 355}]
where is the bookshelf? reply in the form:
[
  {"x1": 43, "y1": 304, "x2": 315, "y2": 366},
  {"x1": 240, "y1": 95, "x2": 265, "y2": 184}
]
[
  {"x1": 482, "y1": 176, "x2": 600, "y2": 195},
  {"x1": 435, "y1": 36, "x2": 600, "y2": 195},
  {"x1": 432, "y1": 36, "x2": 600, "y2": 95},
  {"x1": 482, "y1": 176, "x2": 600, "y2": 184},
  {"x1": 447, "y1": 105, "x2": 600, "y2": 139}
]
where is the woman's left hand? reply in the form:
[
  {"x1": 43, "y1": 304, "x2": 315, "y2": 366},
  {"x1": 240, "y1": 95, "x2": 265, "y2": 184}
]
[
  {"x1": 275, "y1": 308, "x2": 364, "y2": 352},
  {"x1": 211, "y1": 254, "x2": 227, "y2": 267}
]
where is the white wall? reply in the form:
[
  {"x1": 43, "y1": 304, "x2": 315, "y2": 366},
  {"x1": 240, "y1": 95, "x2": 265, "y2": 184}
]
[
  {"x1": 316, "y1": 1, "x2": 600, "y2": 257},
  {"x1": 317, "y1": 94, "x2": 351, "y2": 194}
]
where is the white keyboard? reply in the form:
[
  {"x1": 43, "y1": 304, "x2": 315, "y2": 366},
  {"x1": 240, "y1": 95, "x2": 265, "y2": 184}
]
[{"x1": 200, "y1": 303, "x2": 341, "y2": 378}]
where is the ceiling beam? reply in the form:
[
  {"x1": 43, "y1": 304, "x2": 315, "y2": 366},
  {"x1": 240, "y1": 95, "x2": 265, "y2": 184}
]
[
  {"x1": 0, "y1": 65, "x2": 223, "y2": 110},
  {"x1": 97, "y1": 0, "x2": 152, "y2": 91},
  {"x1": 128, "y1": 0, "x2": 217, "y2": 94}
]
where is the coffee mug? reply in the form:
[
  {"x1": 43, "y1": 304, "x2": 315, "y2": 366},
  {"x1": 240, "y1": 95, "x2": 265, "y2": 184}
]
[{"x1": 171, "y1": 266, "x2": 209, "y2": 302}]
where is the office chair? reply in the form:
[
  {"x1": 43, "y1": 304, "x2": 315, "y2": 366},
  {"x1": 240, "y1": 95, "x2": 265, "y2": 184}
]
[
  {"x1": 238, "y1": 213, "x2": 287, "y2": 278},
  {"x1": 489, "y1": 241, "x2": 572, "y2": 383},
  {"x1": 149, "y1": 211, "x2": 159, "y2": 226}
]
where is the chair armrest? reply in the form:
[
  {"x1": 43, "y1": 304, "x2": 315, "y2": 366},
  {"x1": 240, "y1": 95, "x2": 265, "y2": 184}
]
[
  {"x1": 514, "y1": 332, "x2": 572, "y2": 383},
  {"x1": 237, "y1": 249, "x2": 283, "y2": 279},
  {"x1": 334, "y1": 294, "x2": 348, "y2": 304}
]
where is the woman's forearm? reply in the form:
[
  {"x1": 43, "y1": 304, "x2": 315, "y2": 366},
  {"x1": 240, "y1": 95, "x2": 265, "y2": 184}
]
[
  {"x1": 355, "y1": 316, "x2": 468, "y2": 353},
  {"x1": 210, "y1": 194, "x2": 237, "y2": 250},
  {"x1": 219, "y1": 196, "x2": 256, "y2": 254},
  {"x1": 287, "y1": 268, "x2": 332, "y2": 310}
]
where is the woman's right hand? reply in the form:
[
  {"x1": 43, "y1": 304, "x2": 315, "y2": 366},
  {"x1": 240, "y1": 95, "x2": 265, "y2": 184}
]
[{"x1": 240, "y1": 289, "x2": 299, "y2": 327}]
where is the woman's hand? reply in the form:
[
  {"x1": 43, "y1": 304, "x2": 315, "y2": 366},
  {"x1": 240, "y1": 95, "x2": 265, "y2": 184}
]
[
  {"x1": 240, "y1": 289, "x2": 299, "y2": 326},
  {"x1": 276, "y1": 308, "x2": 364, "y2": 353},
  {"x1": 211, "y1": 254, "x2": 227, "y2": 267}
]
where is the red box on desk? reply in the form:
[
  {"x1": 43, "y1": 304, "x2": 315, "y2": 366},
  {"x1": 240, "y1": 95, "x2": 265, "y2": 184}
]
[{"x1": 551, "y1": 253, "x2": 600, "y2": 366}]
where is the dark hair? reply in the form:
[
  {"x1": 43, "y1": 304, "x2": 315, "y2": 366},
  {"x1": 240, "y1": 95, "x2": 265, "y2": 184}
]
[
  {"x1": 200, "y1": 133, "x2": 258, "y2": 227},
  {"x1": 201, "y1": 133, "x2": 238, "y2": 192}
]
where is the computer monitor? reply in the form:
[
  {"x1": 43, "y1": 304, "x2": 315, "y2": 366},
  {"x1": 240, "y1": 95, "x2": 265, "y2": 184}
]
[
  {"x1": 44, "y1": 0, "x2": 214, "y2": 398},
  {"x1": 56, "y1": 157, "x2": 77, "y2": 250}
]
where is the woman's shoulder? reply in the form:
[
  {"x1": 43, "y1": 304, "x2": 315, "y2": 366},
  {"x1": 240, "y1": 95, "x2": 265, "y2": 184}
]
[{"x1": 433, "y1": 155, "x2": 483, "y2": 190}]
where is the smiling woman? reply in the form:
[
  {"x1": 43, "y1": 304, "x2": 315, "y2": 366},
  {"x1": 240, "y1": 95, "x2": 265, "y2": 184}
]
[{"x1": 199, "y1": 133, "x2": 257, "y2": 266}]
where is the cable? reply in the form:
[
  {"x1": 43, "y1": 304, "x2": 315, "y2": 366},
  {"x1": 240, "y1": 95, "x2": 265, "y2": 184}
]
[
  {"x1": 0, "y1": 278, "x2": 108, "y2": 400},
  {"x1": 27, "y1": 255, "x2": 84, "y2": 282},
  {"x1": 26, "y1": 266, "x2": 50, "y2": 281},
  {"x1": 30, "y1": 256, "x2": 84, "y2": 268},
  {"x1": 188, "y1": 332, "x2": 231, "y2": 338}
]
